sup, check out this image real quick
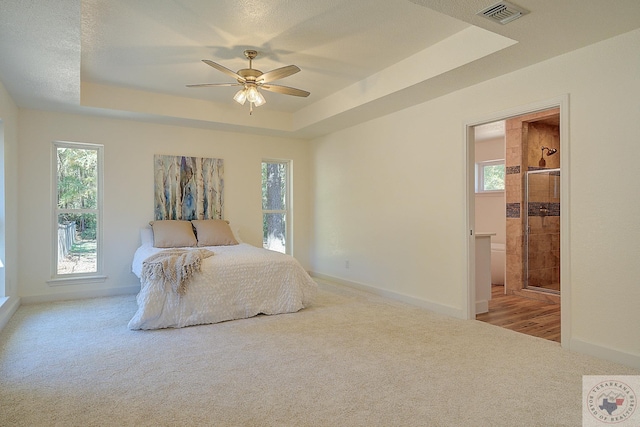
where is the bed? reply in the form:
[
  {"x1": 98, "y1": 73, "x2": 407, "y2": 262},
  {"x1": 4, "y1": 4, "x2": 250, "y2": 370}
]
[{"x1": 128, "y1": 220, "x2": 317, "y2": 330}]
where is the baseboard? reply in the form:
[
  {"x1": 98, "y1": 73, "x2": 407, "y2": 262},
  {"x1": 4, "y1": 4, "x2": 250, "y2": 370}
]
[
  {"x1": 570, "y1": 338, "x2": 640, "y2": 370},
  {"x1": 20, "y1": 285, "x2": 139, "y2": 305},
  {"x1": 476, "y1": 300, "x2": 489, "y2": 314},
  {"x1": 310, "y1": 272, "x2": 464, "y2": 319},
  {"x1": 0, "y1": 296, "x2": 21, "y2": 332}
]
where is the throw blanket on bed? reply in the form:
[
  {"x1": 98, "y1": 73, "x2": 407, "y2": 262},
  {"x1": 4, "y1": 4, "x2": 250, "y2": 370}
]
[{"x1": 141, "y1": 249, "x2": 214, "y2": 295}]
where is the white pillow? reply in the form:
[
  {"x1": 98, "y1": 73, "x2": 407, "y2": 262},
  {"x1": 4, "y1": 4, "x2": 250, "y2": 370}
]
[{"x1": 140, "y1": 228, "x2": 154, "y2": 246}]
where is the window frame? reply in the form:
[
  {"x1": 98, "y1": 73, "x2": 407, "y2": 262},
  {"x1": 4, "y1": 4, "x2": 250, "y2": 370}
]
[
  {"x1": 476, "y1": 159, "x2": 505, "y2": 193},
  {"x1": 49, "y1": 141, "x2": 105, "y2": 284},
  {"x1": 261, "y1": 159, "x2": 292, "y2": 255}
]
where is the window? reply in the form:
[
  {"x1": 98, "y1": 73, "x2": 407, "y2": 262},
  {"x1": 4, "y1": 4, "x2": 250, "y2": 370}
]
[
  {"x1": 262, "y1": 160, "x2": 291, "y2": 254},
  {"x1": 476, "y1": 159, "x2": 505, "y2": 193},
  {"x1": 0, "y1": 121, "x2": 5, "y2": 297},
  {"x1": 52, "y1": 141, "x2": 104, "y2": 281}
]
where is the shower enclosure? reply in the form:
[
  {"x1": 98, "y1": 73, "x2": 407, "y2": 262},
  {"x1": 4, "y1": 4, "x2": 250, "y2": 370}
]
[{"x1": 525, "y1": 169, "x2": 560, "y2": 293}]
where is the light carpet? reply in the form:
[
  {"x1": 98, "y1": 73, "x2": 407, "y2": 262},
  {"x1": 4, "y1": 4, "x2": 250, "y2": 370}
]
[{"x1": 1, "y1": 280, "x2": 638, "y2": 426}]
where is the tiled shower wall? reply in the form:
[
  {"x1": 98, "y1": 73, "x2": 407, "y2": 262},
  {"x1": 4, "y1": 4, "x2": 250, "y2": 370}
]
[
  {"x1": 527, "y1": 171, "x2": 560, "y2": 291},
  {"x1": 505, "y1": 108, "x2": 560, "y2": 298}
]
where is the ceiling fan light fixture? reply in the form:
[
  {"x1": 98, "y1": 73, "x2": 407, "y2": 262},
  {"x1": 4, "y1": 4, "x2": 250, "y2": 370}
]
[
  {"x1": 234, "y1": 84, "x2": 265, "y2": 109},
  {"x1": 189, "y1": 49, "x2": 308, "y2": 114},
  {"x1": 246, "y1": 85, "x2": 266, "y2": 106},
  {"x1": 233, "y1": 88, "x2": 247, "y2": 105}
]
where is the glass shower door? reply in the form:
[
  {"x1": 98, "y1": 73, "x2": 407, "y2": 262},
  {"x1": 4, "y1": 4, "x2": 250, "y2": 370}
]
[{"x1": 525, "y1": 169, "x2": 560, "y2": 293}]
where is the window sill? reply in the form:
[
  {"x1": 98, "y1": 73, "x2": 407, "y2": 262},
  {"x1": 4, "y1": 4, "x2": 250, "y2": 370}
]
[
  {"x1": 475, "y1": 191, "x2": 505, "y2": 197},
  {"x1": 47, "y1": 275, "x2": 108, "y2": 287}
]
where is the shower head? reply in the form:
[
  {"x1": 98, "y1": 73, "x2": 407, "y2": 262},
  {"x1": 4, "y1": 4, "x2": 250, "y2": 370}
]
[
  {"x1": 541, "y1": 146, "x2": 557, "y2": 156},
  {"x1": 539, "y1": 147, "x2": 557, "y2": 167}
]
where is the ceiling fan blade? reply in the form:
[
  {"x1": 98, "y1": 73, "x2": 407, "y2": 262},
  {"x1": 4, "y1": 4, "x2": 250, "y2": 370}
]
[
  {"x1": 258, "y1": 65, "x2": 300, "y2": 84},
  {"x1": 202, "y1": 60, "x2": 245, "y2": 82},
  {"x1": 186, "y1": 83, "x2": 241, "y2": 88},
  {"x1": 261, "y1": 84, "x2": 310, "y2": 97}
]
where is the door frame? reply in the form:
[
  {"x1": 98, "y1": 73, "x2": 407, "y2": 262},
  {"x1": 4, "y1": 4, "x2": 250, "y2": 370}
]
[{"x1": 464, "y1": 94, "x2": 571, "y2": 346}]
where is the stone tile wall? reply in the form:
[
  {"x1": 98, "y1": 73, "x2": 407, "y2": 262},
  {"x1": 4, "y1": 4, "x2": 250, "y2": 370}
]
[{"x1": 504, "y1": 108, "x2": 560, "y2": 295}]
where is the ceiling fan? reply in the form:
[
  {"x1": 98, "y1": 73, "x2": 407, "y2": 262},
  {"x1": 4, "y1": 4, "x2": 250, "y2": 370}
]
[{"x1": 187, "y1": 49, "x2": 310, "y2": 114}]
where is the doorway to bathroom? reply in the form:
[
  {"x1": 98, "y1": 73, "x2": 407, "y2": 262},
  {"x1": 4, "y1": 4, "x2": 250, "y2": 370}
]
[{"x1": 466, "y1": 97, "x2": 569, "y2": 344}]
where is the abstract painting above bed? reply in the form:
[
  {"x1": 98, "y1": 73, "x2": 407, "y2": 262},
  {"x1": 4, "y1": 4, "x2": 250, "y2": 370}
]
[{"x1": 154, "y1": 154, "x2": 224, "y2": 221}]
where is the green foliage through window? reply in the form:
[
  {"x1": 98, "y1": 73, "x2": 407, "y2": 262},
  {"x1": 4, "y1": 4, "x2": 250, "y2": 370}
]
[
  {"x1": 57, "y1": 147, "x2": 98, "y2": 210},
  {"x1": 262, "y1": 161, "x2": 288, "y2": 254},
  {"x1": 55, "y1": 143, "x2": 102, "y2": 276},
  {"x1": 477, "y1": 160, "x2": 505, "y2": 192},
  {"x1": 483, "y1": 164, "x2": 505, "y2": 191}
]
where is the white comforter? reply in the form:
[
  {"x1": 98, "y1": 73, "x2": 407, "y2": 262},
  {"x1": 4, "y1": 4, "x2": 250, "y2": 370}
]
[{"x1": 129, "y1": 243, "x2": 317, "y2": 330}]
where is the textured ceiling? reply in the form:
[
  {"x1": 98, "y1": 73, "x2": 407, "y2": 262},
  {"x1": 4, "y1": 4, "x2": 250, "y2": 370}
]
[
  {"x1": 0, "y1": 0, "x2": 639, "y2": 138},
  {"x1": 80, "y1": 0, "x2": 468, "y2": 110},
  {"x1": 475, "y1": 121, "x2": 505, "y2": 142}
]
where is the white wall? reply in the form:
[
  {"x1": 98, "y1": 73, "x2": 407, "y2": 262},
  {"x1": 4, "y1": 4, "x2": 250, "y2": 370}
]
[
  {"x1": 310, "y1": 29, "x2": 640, "y2": 366},
  {"x1": 17, "y1": 110, "x2": 311, "y2": 301},
  {"x1": 474, "y1": 136, "x2": 506, "y2": 245}
]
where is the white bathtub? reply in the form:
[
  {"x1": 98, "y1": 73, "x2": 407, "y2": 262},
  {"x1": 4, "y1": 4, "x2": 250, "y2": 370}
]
[{"x1": 491, "y1": 243, "x2": 505, "y2": 285}]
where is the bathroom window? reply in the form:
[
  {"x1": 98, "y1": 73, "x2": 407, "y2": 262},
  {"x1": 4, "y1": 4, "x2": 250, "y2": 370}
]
[{"x1": 476, "y1": 160, "x2": 505, "y2": 193}]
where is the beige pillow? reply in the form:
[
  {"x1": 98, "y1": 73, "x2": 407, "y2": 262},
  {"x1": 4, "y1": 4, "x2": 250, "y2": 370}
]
[
  {"x1": 150, "y1": 220, "x2": 197, "y2": 248},
  {"x1": 192, "y1": 219, "x2": 239, "y2": 246}
]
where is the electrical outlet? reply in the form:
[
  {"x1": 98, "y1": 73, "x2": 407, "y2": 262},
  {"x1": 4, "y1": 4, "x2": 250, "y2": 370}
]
[{"x1": 345, "y1": 260, "x2": 350, "y2": 269}]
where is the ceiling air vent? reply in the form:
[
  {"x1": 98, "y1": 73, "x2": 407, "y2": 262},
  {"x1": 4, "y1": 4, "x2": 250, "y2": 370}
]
[{"x1": 477, "y1": 1, "x2": 529, "y2": 25}]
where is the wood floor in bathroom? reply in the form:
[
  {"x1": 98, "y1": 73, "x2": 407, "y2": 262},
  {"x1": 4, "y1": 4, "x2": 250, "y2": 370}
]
[{"x1": 476, "y1": 285, "x2": 561, "y2": 343}]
